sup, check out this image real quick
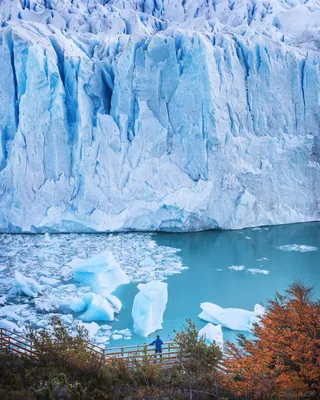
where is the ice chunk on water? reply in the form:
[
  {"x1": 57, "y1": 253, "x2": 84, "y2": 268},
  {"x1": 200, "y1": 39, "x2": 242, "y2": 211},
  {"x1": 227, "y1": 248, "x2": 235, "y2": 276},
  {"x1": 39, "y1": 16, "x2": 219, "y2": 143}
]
[
  {"x1": 71, "y1": 250, "x2": 130, "y2": 296},
  {"x1": 40, "y1": 276, "x2": 60, "y2": 285},
  {"x1": 199, "y1": 302, "x2": 264, "y2": 332},
  {"x1": 132, "y1": 281, "x2": 168, "y2": 337},
  {"x1": 79, "y1": 293, "x2": 116, "y2": 322},
  {"x1": 60, "y1": 266, "x2": 73, "y2": 281},
  {"x1": 249, "y1": 304, "x2": 266, "y2": 330},
  {"x1": 105, "y1": 294, "x2": 122, "y2": 313},
  {"x1": 112, "y1": 334, "x2": 122, "y2": 340},
  {"x1": 0, "y1": 319, "x2": 22, "y2": 331},
  {"x1": 198, "y1": 323, "x2": 223, "y2": 350},
  {"x1": 11, "y1": 271, "x2": 43, "y2": 297},
  {"x1": 77, "y1": 321, "x2": 101, "y2": 338},
  {"x1": 277, "y1": 244, "x2": 317, "y2": 252},
  {"x1": 0, "y1": 296, "x2": 6, "y2": 305}
]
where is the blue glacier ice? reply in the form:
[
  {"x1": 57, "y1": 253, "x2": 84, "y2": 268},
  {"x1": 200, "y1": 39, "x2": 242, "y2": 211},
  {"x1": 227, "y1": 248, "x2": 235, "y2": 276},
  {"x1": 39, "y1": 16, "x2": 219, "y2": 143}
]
[
  {"x1": 79, "y1": 293, "x2": 117, "y2": 322},
  {"x1": 0, "y1": 0, "x2": 319, "y2": 232},
  {"x1": 71, "y1": 250, "x2": 130, "y2": 295},
  {"x1": 132, "y1": 281, "x2": 168, "y2": 337}
]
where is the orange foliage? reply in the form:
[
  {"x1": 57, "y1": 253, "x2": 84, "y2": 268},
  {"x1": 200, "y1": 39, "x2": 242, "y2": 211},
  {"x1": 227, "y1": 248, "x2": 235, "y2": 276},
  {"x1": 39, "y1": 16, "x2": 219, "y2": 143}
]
[{"x1": 222, "y1": 283, "x2": 320, "y2": 399}]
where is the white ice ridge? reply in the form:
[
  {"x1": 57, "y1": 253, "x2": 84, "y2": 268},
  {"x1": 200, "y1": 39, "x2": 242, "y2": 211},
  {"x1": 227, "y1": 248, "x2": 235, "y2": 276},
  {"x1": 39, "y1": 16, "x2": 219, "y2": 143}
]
[
  {"x1": 71, "y1": 250, "x2": 130, "y2": 296},
  {"x1": 132, "y1": 281, "x2": 168, "y2": 337},
  {"x1": 0, "y1": 0, "x2": 319, "y2": 233},
  {"x1": 198, "y1": 323, "x2": 223, "y2": 350},
  {"x1": 199, "y1": 302, "x2": 266, "y2": 332}
]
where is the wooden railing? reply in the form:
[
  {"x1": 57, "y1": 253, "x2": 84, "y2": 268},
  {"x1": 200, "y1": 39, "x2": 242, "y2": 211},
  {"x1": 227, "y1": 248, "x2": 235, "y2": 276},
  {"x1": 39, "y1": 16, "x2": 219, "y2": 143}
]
[{"x1": 0, "y1": 328, "x2": 179, "y2": 367}]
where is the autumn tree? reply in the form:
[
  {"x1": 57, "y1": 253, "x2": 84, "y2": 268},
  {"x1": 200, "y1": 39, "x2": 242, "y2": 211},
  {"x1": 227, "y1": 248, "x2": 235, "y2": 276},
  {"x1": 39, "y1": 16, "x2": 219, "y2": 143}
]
[{"x1": 222, "y1": 282, "x2": 320, "y2": 399}]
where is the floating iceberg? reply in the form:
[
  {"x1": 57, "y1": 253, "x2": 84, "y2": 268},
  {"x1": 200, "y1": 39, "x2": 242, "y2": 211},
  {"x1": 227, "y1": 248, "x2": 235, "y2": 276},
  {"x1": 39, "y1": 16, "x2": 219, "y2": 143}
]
[
  {"x1": 247, "y1": 268, "x2": 270, "y2": 275},
  {"x1": 79, "y1": 293, "x2": 116, "y2": 322},
  {"x1": 277, "y1": 245, "x2": 318, "y2": 252},
  {"x1": 39, "y1": 276, "x2": 60, "y2": 285},
  {"x1": 132, "y1": 281, "x2": 168, "y2": 337},
  {"x1": 77, "y1": 321, "x2": 101, "y2": 338},
  {"x1": 198, "y1": 323, "x2": 223, "y2": 350},
  {"x1": 199, "y1": 302, "x2": 265, "y2": 332},
  {"x1": 10, "y1": 271, "x2": 43, "y2": 298},
  {"x1": 71, "y1": 251, "x2": 130, "y2": 296}
]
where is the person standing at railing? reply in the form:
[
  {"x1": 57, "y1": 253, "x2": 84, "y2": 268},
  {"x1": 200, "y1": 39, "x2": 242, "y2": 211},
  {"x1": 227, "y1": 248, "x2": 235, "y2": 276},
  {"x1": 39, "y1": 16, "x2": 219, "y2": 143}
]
[{"x1": 149, "y1": 335, "x2": 163, "y2": 362}]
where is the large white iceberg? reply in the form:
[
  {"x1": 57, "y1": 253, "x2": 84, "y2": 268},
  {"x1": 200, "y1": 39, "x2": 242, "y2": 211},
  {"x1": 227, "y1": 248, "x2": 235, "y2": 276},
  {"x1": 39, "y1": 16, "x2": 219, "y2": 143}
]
[
  {"x1": 71, "y1": 251, "x2": 130, "y2": 296},
  {"x1": 132, "y1": 281, "x2": 168, "y2": 337},
  {"x1": 199, "y1": 302, "x2": 265, "y2": 332},
  {"x1": 0, "y1": 0, "x2": 319, "y2": 233},
  {"x1": 198, "y1": 323, "x2": 223, "y2": 350},
  {"x1": 10, "y1": 271, "x2": 43, "y2": 298}
]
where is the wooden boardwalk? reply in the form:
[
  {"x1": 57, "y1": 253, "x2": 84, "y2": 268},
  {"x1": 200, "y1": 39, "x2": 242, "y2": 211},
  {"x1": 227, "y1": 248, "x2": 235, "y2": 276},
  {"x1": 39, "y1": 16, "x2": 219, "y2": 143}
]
[{"x1": 0, "y1": 328, "x2": 180, "y2": 367}]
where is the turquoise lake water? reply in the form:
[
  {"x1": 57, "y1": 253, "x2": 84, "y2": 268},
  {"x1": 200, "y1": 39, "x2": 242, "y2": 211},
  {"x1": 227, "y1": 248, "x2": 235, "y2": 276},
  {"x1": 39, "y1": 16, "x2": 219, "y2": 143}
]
[
  {"x1": 0, "y1": 222, "x2": 319, "y2": 348},
  {"x1": 112, "y1": 222, "x2": 320, "y2": 346}
]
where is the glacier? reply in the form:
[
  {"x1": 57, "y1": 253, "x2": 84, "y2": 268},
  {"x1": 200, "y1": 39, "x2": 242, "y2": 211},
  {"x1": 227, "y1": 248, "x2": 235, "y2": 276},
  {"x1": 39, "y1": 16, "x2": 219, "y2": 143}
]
[
  {"x1": 71, "y1": 250, "x2": 130, "y2": 296},
  {"x1": 0, "y1": 0, "x2": 319, "y2": 232}
]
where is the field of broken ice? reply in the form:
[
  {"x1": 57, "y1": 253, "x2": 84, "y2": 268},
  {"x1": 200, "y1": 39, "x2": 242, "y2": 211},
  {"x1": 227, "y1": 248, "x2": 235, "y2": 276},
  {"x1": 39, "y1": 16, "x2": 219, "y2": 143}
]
[{"x1": 0, "y1": 222, "x2": 319, "y2": 349}]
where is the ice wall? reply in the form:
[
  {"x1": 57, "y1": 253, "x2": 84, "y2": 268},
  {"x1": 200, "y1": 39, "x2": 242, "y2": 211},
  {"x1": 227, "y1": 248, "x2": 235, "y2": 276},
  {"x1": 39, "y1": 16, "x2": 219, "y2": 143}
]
[{"x1": 0, "y1": 0, "x2": 319, "y2": 232}]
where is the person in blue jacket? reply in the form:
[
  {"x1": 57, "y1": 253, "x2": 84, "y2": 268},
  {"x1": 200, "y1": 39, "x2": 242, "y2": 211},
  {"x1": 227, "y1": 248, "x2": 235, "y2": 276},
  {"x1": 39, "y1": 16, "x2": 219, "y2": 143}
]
[{"x1": 149, "y1": 335, "x2": 163, "y2": 361}]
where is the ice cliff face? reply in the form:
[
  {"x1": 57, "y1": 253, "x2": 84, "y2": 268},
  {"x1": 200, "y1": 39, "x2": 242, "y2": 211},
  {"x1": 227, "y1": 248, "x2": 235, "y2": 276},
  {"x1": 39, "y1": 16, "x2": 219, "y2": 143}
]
[{"x1": 0, "y1": 0, "x2": 319, "y2": 232}]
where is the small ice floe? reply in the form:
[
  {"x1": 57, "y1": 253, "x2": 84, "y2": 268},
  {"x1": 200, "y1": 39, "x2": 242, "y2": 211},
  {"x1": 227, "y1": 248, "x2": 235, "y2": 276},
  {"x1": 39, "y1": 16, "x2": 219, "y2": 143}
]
[
  {"x1": 216, "y1": 269, "x2": 223, "y2": 271},
  {"x1": 0, "y1": 319, "x2": 22, "y2": 332},
  {"x1": 199, "y1": 303, "x2": 266, "y2": 332},
  {"x1": 245, "y1": 236, "x2": 251, "y2": 240},
  {"x1": 198, "y1": 323, "x2": 223, "y2": 350},
  {"x1": 95, "y1": 336, "x2": 110, "y2": 344},
  {"x1": 0, "y1": 265, "x2": 7, "y2": 272},
  {"x1": 256, "y1": 258, "x2": 268, "y2": 262},
  {"x1": 71, "y1": 250, "x2": 130, "y2": 296},
  {"x1": 60, "y1": 266, "x2": 73, "y2": 281},
  {"x1": 277, "y1": 244, "x2": 317, "y2": 252},
  {"x1": 140, "y1": 257, "x2": 156, "y2": 267},
  {"x1": 10, "y1": 271, "x2": 43, "y2": 297},
  {"x1": 132, "y1": 281, "x2": 168, "y2": 337},
  {"x1": 228, "y1": 265, "x2": 245, "y2": 271},
  {"x1": 247, "y1": 268, "x2": 269, "y2": 275},
  {"x1": 35, "y1": 297, "x2": 60, "y2": 313},
  {"x1": 40, "y1": 276, "x2": 60, "y2": 285},
  {"x1": 77, "y1": 321, "x2": 101, "y2": 338},
  {"x1": 0, "y1": 296, "x2": 6, "y2": 306},
  {"x1": 0, "y1": 304, "x2": 30, "y2": 321},
  {"x1": 112, "y1": 334, "x2": 122, "y2": 340}
]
